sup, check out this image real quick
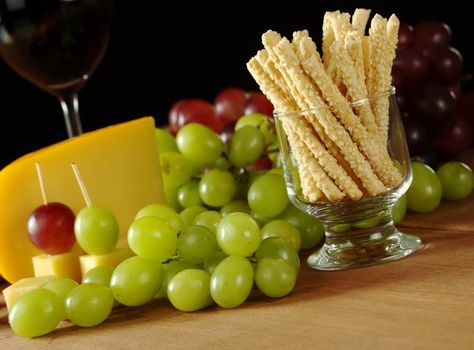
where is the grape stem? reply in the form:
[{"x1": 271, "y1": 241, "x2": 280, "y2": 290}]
[
  {"x1": 35, "y1": 162, "x2": 48, "y2": 205},
  {"x1": 71, "y1": 162, "x2": 93, "y2": 207}
]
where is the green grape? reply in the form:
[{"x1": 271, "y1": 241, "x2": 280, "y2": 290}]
[
  {"x1": 160, "y1": 151, "x2": 194, "y2": 188},
  {"x1": 9, "y1": 288, "x2": 63, "y2": 337},
  {"x1": 193, "y1": 210, "x2": 222, "y2": 235},
  {"x1": 42, "y1": 277, "x2": 78, "y2": 318},
  {"x1": 180, "y1": 206, "x2": 207, "y2": 229},
  {"x1": 155, "y1": 128, "x2": 178, "y2": 153},
  {"x1": 210, "y1": 255, "x2": 254, "y2": 308},
  {"x1": 255, "y1": 258, "x2": 296, "y2": 298},
  {"x1": 392, "y1": 193, "x2": 408, "y2": 224},
  {"x1": 167, "y1": 269, "x2": 213, "y2": 312},
  {"x1": 331, "y1": 223, "x2": 352, "y2": 232},
  {"x1": 407, "y1": 162, "x2": 442, "y2": 213},
  {"x1": 164, "y1": 186, "x2": 181, "y2": 212},
  {"x1": 228, "y1": 125, "x2": 265, "y2": 168},
  {"x1": 248, "y1": 173, "x2": 289, "y2": 218},
  {"x1": 128, "y1": 216, "x2": 177, "y2": 262},
  {"x1": 159, "y1": 260, "x2": 196, "y2": 298},
  {"x1": 250, "y1": 210, "x2": 271, "y2": 227},
  {"x1": 178, "y1": 180, "x2": 203, "y2": 208},
  {"x1": 267, "y1": 167, "x2": 284, "y2": 177},
  {"x1": 278, "y1": 204, "x2": 324, "y2": 250},
  {"x1": 234, "y1": 169, "x2": 262, "y2": 201},
  {"x1": 199, "y1": 169, "x2": 236, "y2": 207},
  {"x1": 235, "y1": 113, "x2": 276, "y2": 145},
  {"x1": 220, "y1": 200, "x2": 251, "y2": 216},
  {"x1": 135, "y1": 203, "x2": 184, "y2": 234},
  {"x1": 176, "y1": 123, "x2": 224, "y2": 165},
  {"x1": 255, "y1": 237, "x2": 300, "y2": 273},
  {"x1": 110, "y1": 256, "x2": 163, "y2": 306},
  {"x1": 261, "y1": 220, "x2": 301, "y2": 252},
  {"x1": 178, "y1": 225, "x2": 217, "y2": 264},
  {"x1": 216, "y1": 212, "x2": 261, "y2": 257},
  {"x1": 213, "y1": 155, "x2": 231, "y2": 170},
  {"x1": 65, "y1": 284, "x2": 114, "y2": 327},
  {"x1": 436, "y1": 161, "x2": 474, "y2": 201},
  {"x1": 82, "y1": 265, "x2": 115, "y2": 286},
  {"x1": 74, "y1": 205, "x2": 119, "y2": 255},
  {"x1": 203, "y1": 251, "x2": 228, "y2": 275},
  {"x1": 352, "y1": 216, "x2": 381, "y2": 229}
]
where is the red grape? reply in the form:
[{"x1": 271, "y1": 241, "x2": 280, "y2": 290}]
[
  {"x1": 410, "y1": 83, "x2": 456, "y2": 137},
  {"x1": 248, "y1": 155, "x2": 273, "y2": 170},
  {"x1": 413, "y1": 21, "x2": 451, "y2": 49},
  {"x1": 396, "y1": 90, "x2": 412, "y2": 118},
  {"x1": 220, "y1": 121, "x2": 236, "y2": 144},
  {"x1": 448, "y1": 83, "x2": 462, "y2": 100},
  {"x1": 422, "y1": 46, "x2": 463, "y2": 84},
  {"x1": 27, "y1": 202, "x2": 76, "y2": 254},
  {"x1": 244, "y1": 92, "x2": 274, "y2": 116},
  {"x1": 458, "y1": 91, "x2": 474, "y2": 126},
  {"x1": 403, "y1": 118, "x2": 429, "y2": 154},
  {"x1": 398, "y1": 22, "x2": 414, "y2": 48},
  {"x1": 168, "y1": 99, "x2": 223, "y2": 134},
  {"x1": 393, "y1": 47, "x2": 429, "y2": 85},
  {"x1": 432, "y1": 116, "x2": 472, "y2": 156},
  {"x1": 214, "y1": 87, "x2": 247, "y2": 123}
]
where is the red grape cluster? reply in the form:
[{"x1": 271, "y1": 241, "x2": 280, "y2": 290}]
[
  {"x1": 167, "y1": 88, "x2": 273, "y2": 135},
  {"x1": 394, "y1": 21, "x2": 473, "y2": 165}
]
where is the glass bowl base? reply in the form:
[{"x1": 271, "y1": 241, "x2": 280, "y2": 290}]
[{"x1": 307, "y1": 230, "x2": 422, "y2": 271}]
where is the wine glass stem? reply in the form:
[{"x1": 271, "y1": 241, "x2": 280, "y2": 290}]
[{"x1": 60, "y1": 93, "x2": 83, "y2": 138}]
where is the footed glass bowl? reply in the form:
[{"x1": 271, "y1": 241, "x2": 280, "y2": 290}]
[{"x1": 274, "y1": 88, "x2": 422, "y2": 270}]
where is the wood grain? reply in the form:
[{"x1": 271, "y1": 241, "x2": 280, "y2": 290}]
[{"x1": 1, "y1": 199, "x2": 474, "y2": 349}]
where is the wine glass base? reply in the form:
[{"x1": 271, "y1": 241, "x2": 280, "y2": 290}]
[{"x1": 307, "y1": 230, "x2": 422, "y2": 271}]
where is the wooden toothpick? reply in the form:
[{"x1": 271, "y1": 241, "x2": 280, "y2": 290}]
[
  {"x1": 35, "y1": 162, "x2": 48, "y2": 205},
  {"x1": 71, "y1": 162, "x2": 92, "y2": 207}
]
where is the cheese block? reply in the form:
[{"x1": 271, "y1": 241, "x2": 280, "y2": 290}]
[
  {"x1": 0, "y1": 117, "x2": 165, "y2": 283},
  {"x1": 2, "y1": 275, "x2": 55, "y2": 312},
  {"x1": 79, "y1": 247, "x2": 134, "y2": 276},
  {"x1": 33, "y1": 250, "x2": 83, "y2": 283}
]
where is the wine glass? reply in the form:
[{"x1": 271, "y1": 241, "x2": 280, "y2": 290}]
[
  {"x1": 0, "y1": 0, "x2": 113, "y2": 138},
  {"x1": 274, "y1": 88, "x2": 422, "y2": 270}
]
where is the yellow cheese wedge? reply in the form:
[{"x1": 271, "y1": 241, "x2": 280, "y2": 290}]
[
  {"x1": 79, "y1": 247, "x2": 134, "y2": 277},
  {"x1": 2, "y1": 275, "x2": 55, "y2": 312},
  {"x1": 0, "y1": 117, "x2": 164, "y2": 283},
  {"x1": 33, "y1": 250, "x2": 83, "y2": 283}
]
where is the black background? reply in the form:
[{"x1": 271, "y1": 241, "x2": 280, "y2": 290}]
[{"x1": 0, "y1": 0, "x2": 471, "y2": 168}]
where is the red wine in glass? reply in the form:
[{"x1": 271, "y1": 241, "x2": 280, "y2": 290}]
[{"x1": 0, "y1": 0, "x2": 113, "y2": 137}]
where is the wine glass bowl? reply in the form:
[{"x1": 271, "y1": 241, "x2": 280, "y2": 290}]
[
  {"x1": 274, "y1": 88, "x2": 422, "y2": 270},
  {"x1": 0, "y1": 0, "x2": 113, "y2": 137}
]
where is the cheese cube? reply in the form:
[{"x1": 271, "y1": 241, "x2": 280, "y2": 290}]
[
  {"x1": 79, "y1": 247, "x2": 134, "y2": 277},
  {"x1": 2, "y1": 275, "x2": 55, "y2": 312}
]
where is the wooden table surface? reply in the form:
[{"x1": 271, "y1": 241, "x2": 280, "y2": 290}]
[{"x1": 1, "y1": 195, "x2": 474, "y2": 350}]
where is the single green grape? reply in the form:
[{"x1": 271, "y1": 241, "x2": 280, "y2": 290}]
[
  {"x1": 74, "y1": 205, "x2": 119, "y2": 255},
  {"x1": 135, "y1": 203, "x2": 184, "y2": 234},
  {"x1": 155, "y1": 128, "x2": 178, "y2": 153},
  {"x1": 203, "y1": 251, "x2": 228, "y2": 275},
  {"x1": 210, "y1": 255, "x2": 254, "y2": 308},
  {"x1": 65, "y1": 284, "x2": 114, "y2": 327},
  {"x1": 220, "y1": 200, "x2": 251, "y2": 216},
  {"x1": 392, "y1": 194, "x2": 408, "y2": 224},
  {"x1": 179, "y1": 206, "x2": 207, "y2": 229},
  {"x1": 255, "y1": 258, "x2": 297, "y2": 298},
  {"x1": 160, "y1": 151, "x2": 194, "y2": 188},
  {"x1": 352, "y1": 216, "x2": 381, "y2": 229},
  {"x1": 212, "y1": 156, "x2": 231, "y2": 170},
  {"x1": 127, "y1": 216, "x2": 177, "y2": 262},
  {"x1": 82, "y1": 265, "x2": 115, "y2": 286},
  {"x1": 216, "y1": 212, "x2": 261, "y2": 257},
  {"x1": 331, "y1": 223, "x2": 352, "y2": 233},
  {"x1": 407, "y1": 162, "x2": 442, "y2": 213},
  {"x1": 9, "y1": 288, "x2": 63, "y2": 338},
  {"x1": 167, "y1": 269, "x2": 213, "y2": 312},
  {"x1": 163, "y1": 186, "x2": 181, "y2": 212},
  {"x1": 199, "y1": 169, "x2": 236, "y2": 207},
  {"x1": 176, "y1": 123, "x2": 224, "y2": 165},
  {"x1": 177, "y1": 225, "x2": 217, "y2": 264},
  {"x1": 261, "y1": 220, "x2": 301, "y2": 252},
  {"x1": 110, "y1": 256, "x2": 163, "y2": 306},
  {"x1": 248, "y1": 173, "x2": 289, "y2": 218},
  {"x1": 159, "y1": 260, "x2": 197, "y2": 298},
  {"x1": 255, "y1": 237, "x2": 300, "y2": 273},
  {"x1": 277, "y1": 204, "x2": 324, "y2": 250},
  {"x1": 436, "y1": 161, "x2": 474, "y2": 201},
  {"x1": 267, "y1": 167, "x2": 284, "y2": 177},
  {"x1": 228, "y1": 125, "x2": 265, "y2": 168},
  {"x1": 178, "y1": 180, "x2": 203, "y2": 208},
  {"x1": 193, "y1": 210, "x2": 222, "y2": 235},
  {"x1": 235, "y1": 113, "x2": 276, "y2": 145}
]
